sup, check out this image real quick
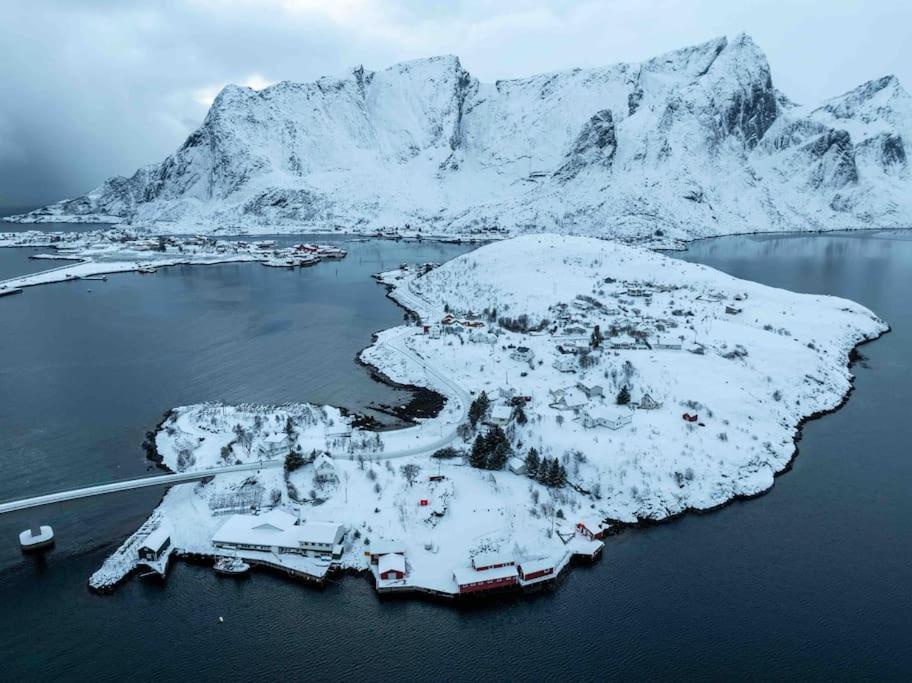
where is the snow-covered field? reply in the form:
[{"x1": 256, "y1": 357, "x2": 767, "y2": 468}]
[{"x1": 91, "y1": 234, "x2": 886, "y2": 598}]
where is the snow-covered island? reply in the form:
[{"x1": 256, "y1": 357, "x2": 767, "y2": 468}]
[
  {"x1": 0, "y1": 229, "x2": 346, "y2": 293},
  {"x1": 90, "y1": 234, "x2": 887, "y2": 599}
]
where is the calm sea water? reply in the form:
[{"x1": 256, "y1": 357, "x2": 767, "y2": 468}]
[{"x1": 0, "y1": 228, "x2": 909, "y2": 680}]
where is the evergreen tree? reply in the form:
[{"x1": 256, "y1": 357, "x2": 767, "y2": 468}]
[
  {"x1": 525, "y1": 448, "x2": 540, "y2": 477},
  {"x1": 590, "y1": 324, "x2": 603, "y2": 349},
  {"x1": 537, "y1": 458, "x2": 551, "y2": 484},
  {"x1": 470, "y1": 434, "x2": 487, "y2": 468},
  {"x1": 616, "y1": 385, "x2": 631, "y2": 405},
  {"x1": 547, "y1": 459, "x2": 562, "y2": 487},
  {"x1": 513, "y1": 404, "x2": 528, "y2": 425},
  {"x1": 489, "y1": 441, "x2": 510, "y2": 470},
  {"x1": 284, "y1": 449, "x2": 305, "y2": 473},
  {"x1": 468, "y1": 391, "x2": 490, "y2": 428},
  {"x1": 558, "y1": 463, "x2": 568, "y2": 487}
]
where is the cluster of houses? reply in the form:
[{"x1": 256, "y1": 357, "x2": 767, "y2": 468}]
[{"x1": 547, "y1": 382, "x2": 661, "y2": 430}]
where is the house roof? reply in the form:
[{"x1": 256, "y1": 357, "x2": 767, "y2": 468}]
[
  {"x1": 378, "y1": 553, "x2": 406, "y2": 574},
  {"x1": 519, "y1": 558, "x2": 555, "y2": 575},
  {"x1": 371, "y1": 539, "x2": 406, "y2": 556},
  {"x1": 561, "y1": 388, "x2": 588, "y2": 406},
  {"x1": 454, "y1": 564, "x2": 518, "y2": 585},
  {"x1": 578, "y1": 515, "x2": 607, "y2": 531},
  {"x1": 140, "y1": 526, "x2": 171, "y2": 551},
  {"x1": 212, "y1": 511, "x2": 344, "y2": 549},
  {"x1": 473, "y1": 551, "x2": 514, "y2": 569},
  {"x1": 507, "y1": 457, "x2": 526, "y2": 470},
  {"x1": 584, "y1": 404, "x2": 633, "y2": 421},
  {"x1": 491, "y1": 404, "x2": 512, "y2": 420}
]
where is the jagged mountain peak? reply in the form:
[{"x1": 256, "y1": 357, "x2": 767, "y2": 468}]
[{"x1": 12, "y1": 35, "x2": 911, "y2": 238}]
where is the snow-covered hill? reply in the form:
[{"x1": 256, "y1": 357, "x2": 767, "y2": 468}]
[{"x1": 12, "y1": 34, "x2": 912, "y2": 239}]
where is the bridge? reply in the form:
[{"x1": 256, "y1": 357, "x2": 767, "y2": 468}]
[{"x1": 0, "y1": 459, "x2": 283, "y2": 515}]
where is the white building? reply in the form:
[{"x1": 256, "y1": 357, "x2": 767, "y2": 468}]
[
  {"x1": 552, "y1": 356, "x2": 577, "y2": 373},
  {"x1": 549, "y1": 387, "x2": 588, "y2": 411},
  {"x1": 507, "y1": 457, "x2": 527, "y2": 475},
  {"x1": 211, "y1": 509, "x2": 345, "y2": 556},
  {"x1": 510, "y1": 346, "x2": 535, "y2": 364},
  {"x1": 257, "y1": 432, "x2": 288, "y2": 459},
  {"x1": 489, "y1": 404, "x2": 513, "y2": 426},
  {"x1": 580, "y1": 405, "x2": 634, "y2": 430},
  {"x1": 314, "y1": 453, "x2": 338, "y2": 483}
]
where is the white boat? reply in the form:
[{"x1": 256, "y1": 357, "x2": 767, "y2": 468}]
[
  {"x1": 19, "y1": 525, "x2": 54, "y2": 551},
  {"x1": 214, "y1": 556, "x2": 250, "y2": 575}
]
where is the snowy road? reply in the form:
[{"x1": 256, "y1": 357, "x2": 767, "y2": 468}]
[{"x1": 0, "y1": 459, "x2": 284, "y2": 514}]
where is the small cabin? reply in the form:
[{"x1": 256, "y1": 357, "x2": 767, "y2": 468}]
[
  {"x1": 518, "y1": 558, "x2": 555, "y2": 581},
  {"x1": 472, "y1": 552, "x2": 514, "y2": 572},
  {"x1": 378, "y1": 552, "x2": 406, "y2": 581},
  {"x1": 576, "y1": 517, "x2": 608, "y2": 540},
  {"x1": 138, "y1": 527, "x2": 171, "y2": 561}
]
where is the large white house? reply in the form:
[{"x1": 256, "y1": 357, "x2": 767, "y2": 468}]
[{"x1": 211, "y1": 509, "x2": 345, "y2": 556}]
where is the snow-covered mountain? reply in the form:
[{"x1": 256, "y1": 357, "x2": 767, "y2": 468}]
[{"x1": 13, "y1": 34, "x2": 912, "y2": 239}]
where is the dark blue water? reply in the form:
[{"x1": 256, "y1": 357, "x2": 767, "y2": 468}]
[{"x1": 0, "y1": 230, "x2": 909, "y2": 680}]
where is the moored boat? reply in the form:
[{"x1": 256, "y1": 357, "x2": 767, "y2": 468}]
[{"x1": 214, "y1": 556, "x2": 250, "y2": 575}]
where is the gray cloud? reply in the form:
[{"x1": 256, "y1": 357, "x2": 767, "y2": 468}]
[{"x1": 2, "y1": 0, "x2": 910, "y2": 209}]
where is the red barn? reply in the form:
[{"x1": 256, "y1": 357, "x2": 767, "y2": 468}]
[
  {"x1": 453, "y1": 565, "x2": 518, "y2": 594},
  {"x1": 378, "y1": 553, "x2": 406, "y2": 581}
]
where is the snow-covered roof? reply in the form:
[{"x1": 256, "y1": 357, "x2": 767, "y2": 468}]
[
  {"x1": 378, "y1": 553, "x2": 406, "y2": 574},
  {"x1": 507, "y1": 457, "x2": 526, "y2": 470},
  {"x1": 560, "y1": 388, "x2": 588, "y2": 406},
  {"x1": 472, "y1": 551, "x2": 514, "y2": 569},
  {"x1": 578, "y1": 515, "x2": 607, "y2": 531},
  {"x1": 519, "y1": 557, "x2": 555, "y2": 574},
  {"x1": 490, "y1": 404, "x2": 512, "y2": 420},
  {"x1": 140, "y1": 526, "x2": 171, "y2": 551},
  {"x1": 454, "y1": 564, "x2": 518, "y2": 585},
  {"x1": 212, "y1": 511, "x2": 344, "y2": 549},
  {"x1": 371, "y1": 539, "x2": 405, "y2": 556}
]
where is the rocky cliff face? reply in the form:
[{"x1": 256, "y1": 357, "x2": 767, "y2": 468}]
[{"x1": 14, "y1": 34, "x2": 912, "y2": 238}]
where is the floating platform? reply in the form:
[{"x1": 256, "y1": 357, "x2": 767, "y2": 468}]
[
  {"x1": 19, "y1": 525, "x2": 54, "y2": 551},
  {"x1": 0, "y1": 288, "x2": 23, "y2": 297}
]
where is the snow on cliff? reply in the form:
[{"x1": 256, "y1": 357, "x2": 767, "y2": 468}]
[{"x1": 11, "y1": 35, "x2": 911, "y2": 238}]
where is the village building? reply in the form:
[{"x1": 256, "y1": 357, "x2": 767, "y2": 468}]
[
  {"x1": 472, "y1": 551, "x2": 515, "y2": 571},
  {"x1": 211, "y1": 509, "x2": 345, "y2": 556},
  {"x1": 552, "y1": 355, "x2": 577, "y2": 373},
  {"x1": 138, "y1": 527, "x2": 171, "y2": 562},
  {"x1": 507, "y1": 457, "x2": 527, "y2": 475},
  {"x1": 488, "y1": 404, "x2": 513, "y2": 427},
  {"x1": 517, "y1": 558, "x2": 556, "y2": 581},
  {"x1": 314, "y1": 453, "x2": 338, "y2": 483},
  {"x1": 637, "y1": 393, "x2": 661, "y2": 410},
  {"x1": 368, "y1": 540, "x2": 406, "y2": 563},
  {"x1": 652, "y1": 336, "x2": 683, "y2": 350},
  {"x1": 378, "y1": 553, "x2": 407, "y2": 581},
  {"x1": 453, "y1": 565, "x2": 519, "y2": 594},
  {"x1": 580, "y1": 405, "x2": 633, "y2": 430},
  {"x1": 549, "y1": 387, "x2": 588, "y2": 411},
  {"x1": 576, "y1": 382, "x2": 603, "y2": 399},
  {"x1": 510, "y1": 346, "x2": 535, "y2": 364},
  {"x1": 577, "y1": 516, "x2": 609, "y2": 540},
  {"x1": 257, "y1": 432, "x2": 288, "y2": 459}
]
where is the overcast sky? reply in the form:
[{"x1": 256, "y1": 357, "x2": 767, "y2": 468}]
[{"x1": 1, "y1": 0, "x2": 909, "y2": 209}]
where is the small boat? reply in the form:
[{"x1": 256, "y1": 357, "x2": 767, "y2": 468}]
[
  {"x1": 214, "y1": 556, "x2": 250, "y2": 576},
  {"x1": 19, "y1": 525, "x2": 54, "y2": 551}
]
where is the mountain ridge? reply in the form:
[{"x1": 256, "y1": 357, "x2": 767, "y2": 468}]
[{"x1": 11, "y1": 33, "x2": 911, "y2": 239}]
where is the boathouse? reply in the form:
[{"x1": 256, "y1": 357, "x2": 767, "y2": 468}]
[
  {"x1": 576, "y1": 517, "x2": 608, "y2": 540},
  {"x1": 472, "y1": 551, "x2": 514, "y2": 571},
  {"x1": 378, "y1": 553, "x2": 406, "y2": 581},
  {"x1": 368, "y1": 540, "x2": 406, "y2": 563},
  {"x1": 138, "y1": 527, "x2": 171, "y2": 561},
  {"x1": 453, "y1": 565, "x2": 518, "y2": 594},
  {"x1": 518, "y1": 558, "x2": 555, "y2": 581}
]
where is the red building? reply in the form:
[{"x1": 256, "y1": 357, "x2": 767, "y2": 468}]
[
  {"x1": 453, "y1": 565, "x2": 518, "y2": 594},
  {"x1": 577, "y1": 517, "x2": 608, "y2": 540},
  {"x1": 472, "y1": 552, "x2": 515, "y2": 571},
  {"x1": 517, "y1": 559, "x2": 555, "y2": 581},
  {"x1": 378, "y1": 553, "x2": 406, "y2": 581}
]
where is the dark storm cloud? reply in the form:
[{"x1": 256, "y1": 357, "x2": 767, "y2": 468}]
[{"x1": 1, "y1": 0, "x2": 909, "y2": 209}]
